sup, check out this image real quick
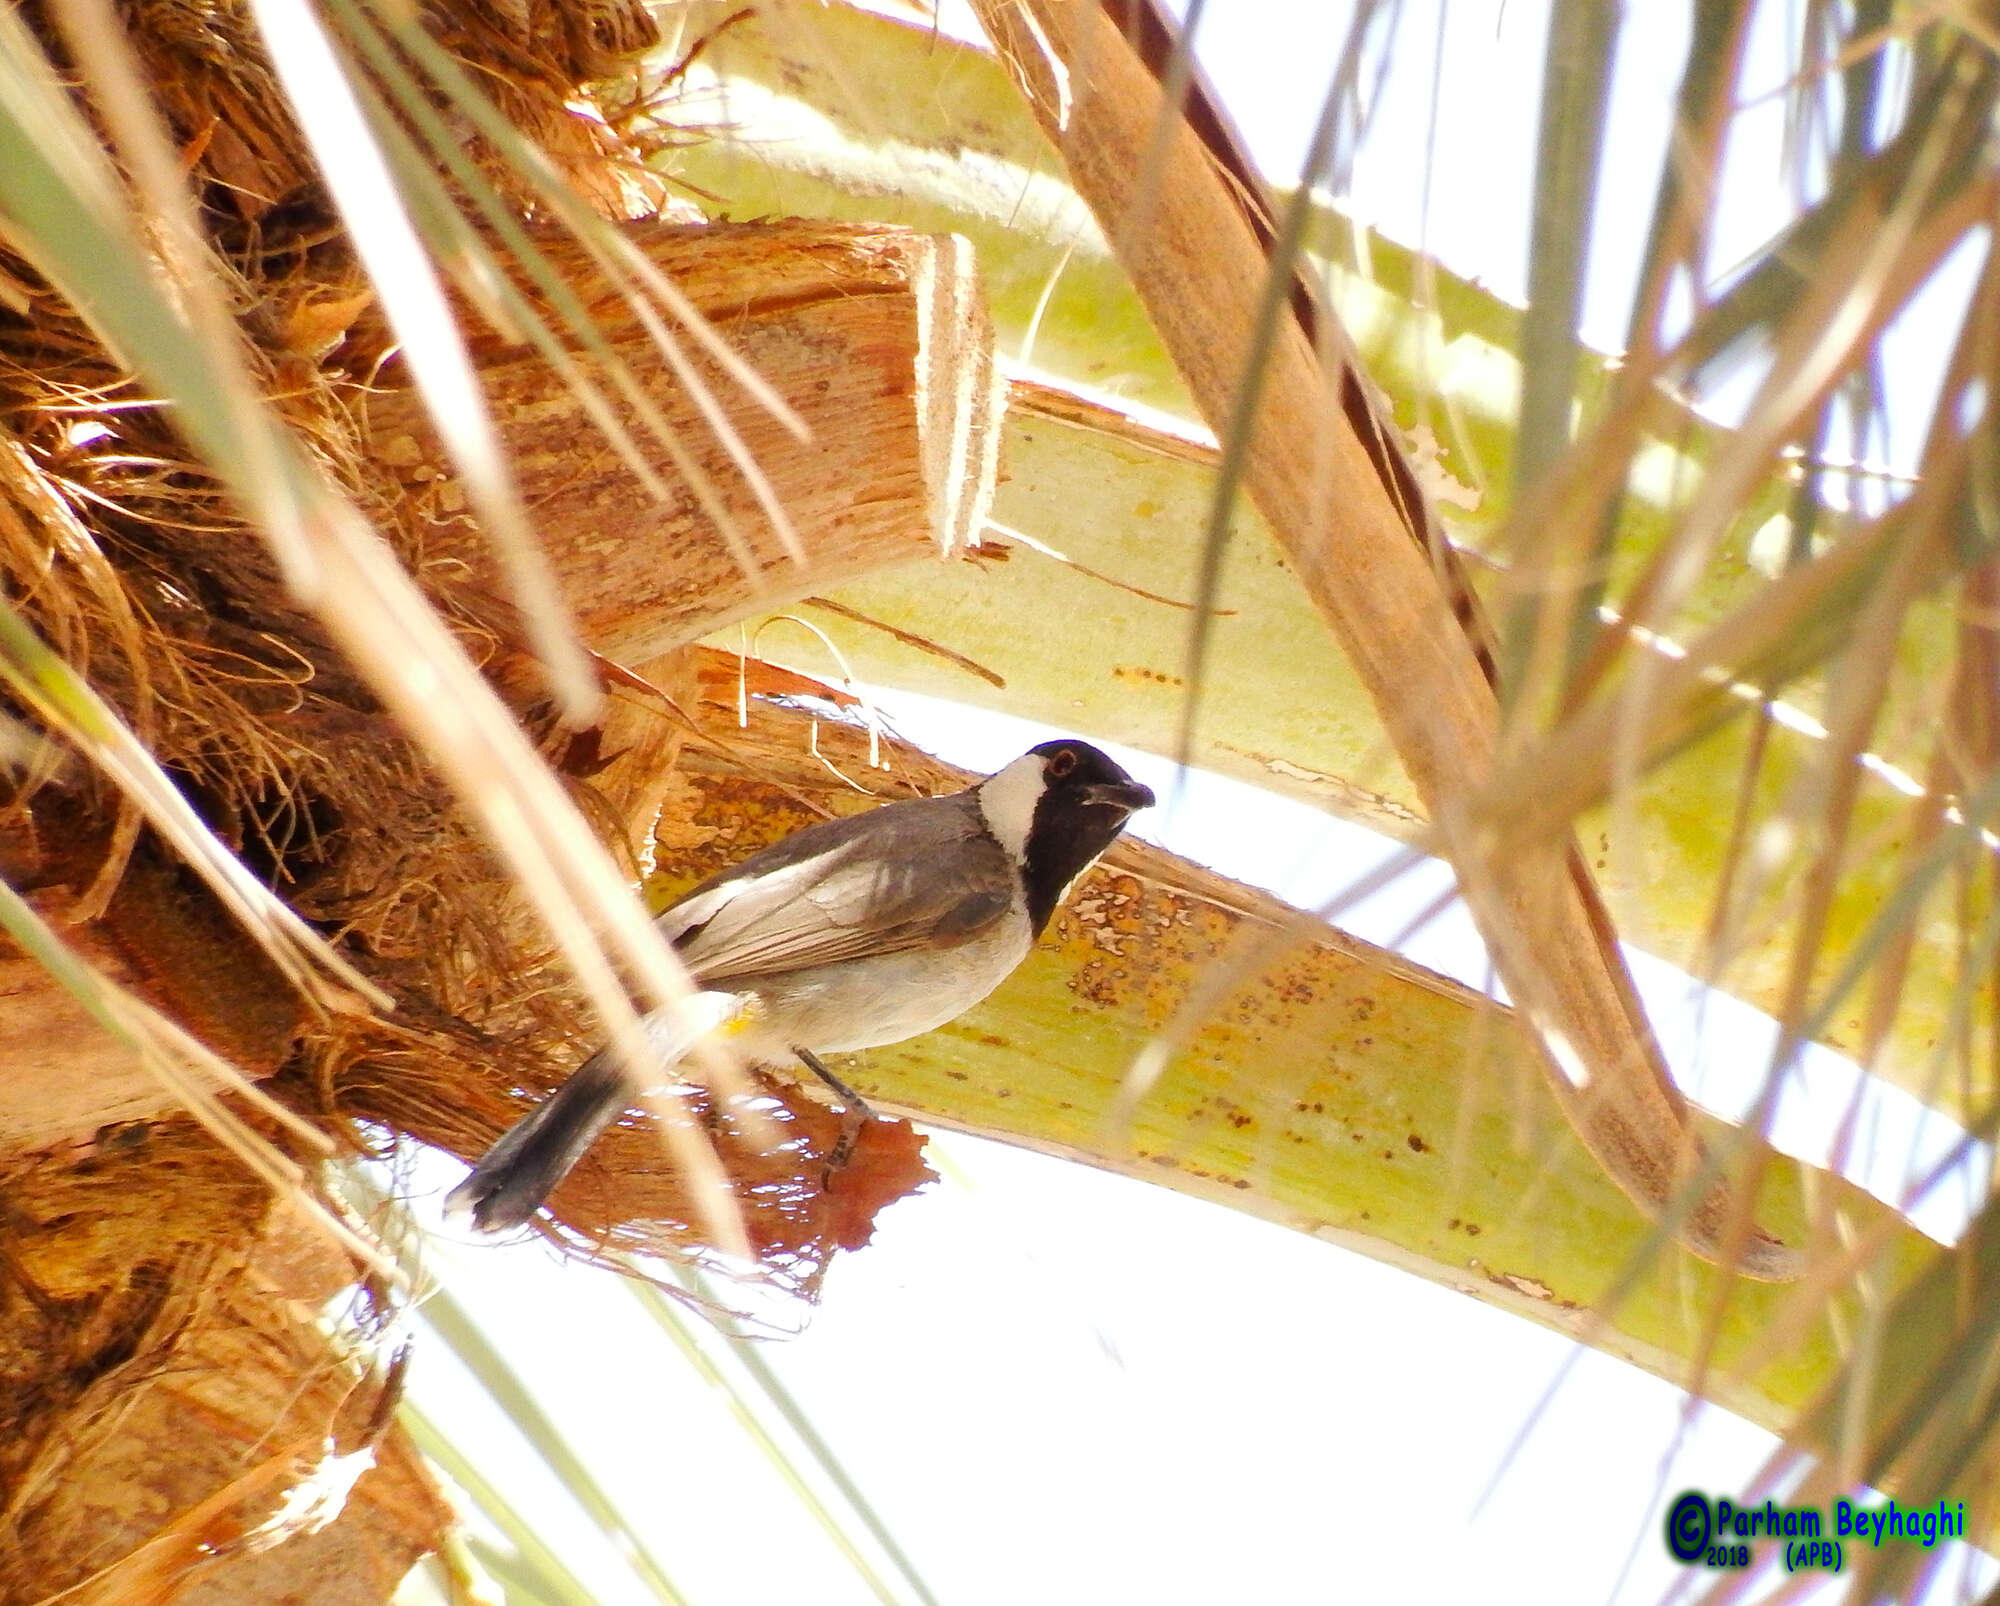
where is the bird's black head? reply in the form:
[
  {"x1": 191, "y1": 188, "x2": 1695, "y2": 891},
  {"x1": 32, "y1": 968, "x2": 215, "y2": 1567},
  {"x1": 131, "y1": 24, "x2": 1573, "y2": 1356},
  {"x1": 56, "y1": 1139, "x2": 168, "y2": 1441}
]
[{"x1": 979, "y1": 738, "x2": 1155, "y2": 935}]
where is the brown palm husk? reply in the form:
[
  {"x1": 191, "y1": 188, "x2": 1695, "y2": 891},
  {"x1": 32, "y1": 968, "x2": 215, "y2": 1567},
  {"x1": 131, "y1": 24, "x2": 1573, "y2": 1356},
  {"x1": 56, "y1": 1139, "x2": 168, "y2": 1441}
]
[{"x1": 0, "y1": 0, "x2": 938, "y2": 1595}]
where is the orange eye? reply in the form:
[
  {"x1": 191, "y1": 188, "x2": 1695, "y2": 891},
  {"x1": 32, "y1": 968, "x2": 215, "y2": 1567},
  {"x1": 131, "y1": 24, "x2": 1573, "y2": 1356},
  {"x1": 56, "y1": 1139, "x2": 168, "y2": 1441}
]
[{"x1": 1048, "y1": 747, "x2": 1078, "y2": 778}]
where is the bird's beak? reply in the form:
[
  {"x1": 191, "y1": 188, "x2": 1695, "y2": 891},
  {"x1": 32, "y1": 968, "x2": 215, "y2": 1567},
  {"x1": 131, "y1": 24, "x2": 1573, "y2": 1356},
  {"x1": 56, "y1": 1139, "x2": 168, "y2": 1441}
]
[{"x1": 1083, "y1": 779, "x2": 1156, "y2": 812}]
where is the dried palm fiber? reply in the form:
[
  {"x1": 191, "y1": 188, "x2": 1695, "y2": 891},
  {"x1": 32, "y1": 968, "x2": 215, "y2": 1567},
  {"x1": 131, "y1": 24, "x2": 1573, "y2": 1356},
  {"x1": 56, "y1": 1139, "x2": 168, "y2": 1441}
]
[
  {"x1": 0, "y1": 0, "x2": 661, "y2": 1591},
  {"x1": 0, "y1": 0, "x2": 989, "y2": 1218},
  {"x1": 0, "y1": 0, "x2": 995, "y2": 1595},
  {"x1": 0, "y1": 1122, "x2": 448, "y2": 1605}
]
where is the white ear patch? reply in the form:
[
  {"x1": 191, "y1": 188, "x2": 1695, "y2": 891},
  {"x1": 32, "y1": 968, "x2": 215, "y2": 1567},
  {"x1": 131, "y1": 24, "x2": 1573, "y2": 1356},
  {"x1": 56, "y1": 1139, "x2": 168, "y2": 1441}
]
[{"x1": 976, "y1": 752, "x2": 1044, "y2": 860}]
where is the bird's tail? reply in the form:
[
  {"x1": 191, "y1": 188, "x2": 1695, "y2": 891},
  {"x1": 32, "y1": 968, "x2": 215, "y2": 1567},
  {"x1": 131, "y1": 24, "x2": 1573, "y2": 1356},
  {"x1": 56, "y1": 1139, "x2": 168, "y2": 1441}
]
[
  {"x1": 446, "y1": 1050, "x2": 628, "y2": 1233},
  {"x1": 446, "y1": 993, "x2": 740, "y2": 1233}
]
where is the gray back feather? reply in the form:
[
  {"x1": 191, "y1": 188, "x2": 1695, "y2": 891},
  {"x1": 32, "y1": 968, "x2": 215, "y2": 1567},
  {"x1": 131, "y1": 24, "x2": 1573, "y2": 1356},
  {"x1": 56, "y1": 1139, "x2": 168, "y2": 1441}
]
[{"x1": 661, "y1": 791, "x2": 1014, "y2": 986}]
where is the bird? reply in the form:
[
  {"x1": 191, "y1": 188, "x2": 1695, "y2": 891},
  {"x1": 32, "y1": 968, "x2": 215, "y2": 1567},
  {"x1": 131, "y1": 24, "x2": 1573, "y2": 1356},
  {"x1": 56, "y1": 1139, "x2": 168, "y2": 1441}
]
[{"x1": 447, "y1": 737, "x2": 1156, "y2": 1232}]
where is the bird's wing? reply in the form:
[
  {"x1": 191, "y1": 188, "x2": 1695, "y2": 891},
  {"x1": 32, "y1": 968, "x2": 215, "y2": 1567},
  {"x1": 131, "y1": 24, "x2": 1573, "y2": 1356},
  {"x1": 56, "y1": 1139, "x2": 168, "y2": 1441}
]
[{"x1": 660, "y1": 793, "x2": 1016, "y2": 986}]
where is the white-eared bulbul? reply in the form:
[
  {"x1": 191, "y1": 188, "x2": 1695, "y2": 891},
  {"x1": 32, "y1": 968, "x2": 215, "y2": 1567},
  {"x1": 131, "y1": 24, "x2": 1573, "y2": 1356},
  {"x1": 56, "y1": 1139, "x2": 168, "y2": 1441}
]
[{"x1": 448, "y1": 739, "x2": 1154, "y2": 1231}]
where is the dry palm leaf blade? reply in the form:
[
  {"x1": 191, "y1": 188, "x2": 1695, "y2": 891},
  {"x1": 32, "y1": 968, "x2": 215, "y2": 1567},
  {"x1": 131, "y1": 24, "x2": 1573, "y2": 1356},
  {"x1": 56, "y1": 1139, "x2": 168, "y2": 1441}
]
[{"x1": 964, "y1": 0, "x2": 1797, "y2": 1278}]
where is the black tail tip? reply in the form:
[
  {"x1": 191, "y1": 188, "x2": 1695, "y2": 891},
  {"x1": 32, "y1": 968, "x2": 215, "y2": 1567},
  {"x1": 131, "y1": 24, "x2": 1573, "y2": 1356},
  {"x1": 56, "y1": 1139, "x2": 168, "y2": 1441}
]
[{"x1": 444, "y1": 1169, "x2": 539, "y2": 1234}]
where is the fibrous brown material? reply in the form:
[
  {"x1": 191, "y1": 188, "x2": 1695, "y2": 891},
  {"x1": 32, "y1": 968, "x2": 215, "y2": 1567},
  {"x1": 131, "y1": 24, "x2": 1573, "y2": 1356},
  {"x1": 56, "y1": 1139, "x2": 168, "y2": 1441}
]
[
  {"x1": 0, "y1": 0, "x2": 1001, "y2": 1597},
  {"x1": 0, "y1": 207, "x2": 998, "y2": 1296},
  {"x1": 0, "y1": 212, "x2": 1001, "y2": 1155},
  {"x1": 0, "y1": 1122, "x2": 448, "y2": 1604}
]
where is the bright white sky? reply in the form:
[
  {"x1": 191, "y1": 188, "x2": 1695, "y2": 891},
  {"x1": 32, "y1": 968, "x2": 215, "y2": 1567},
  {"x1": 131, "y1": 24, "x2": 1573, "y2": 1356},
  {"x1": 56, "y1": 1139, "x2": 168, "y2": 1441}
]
[{"x1": 402, "y1": 5, "x2": 1996, "y2": 1604}]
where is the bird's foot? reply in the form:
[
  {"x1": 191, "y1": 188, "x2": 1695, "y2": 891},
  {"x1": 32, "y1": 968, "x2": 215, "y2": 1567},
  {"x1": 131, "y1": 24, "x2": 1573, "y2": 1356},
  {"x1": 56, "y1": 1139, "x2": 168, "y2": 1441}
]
[{"x1": 793, "y1": 1045, "x2": 873, "y2": 1189}]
